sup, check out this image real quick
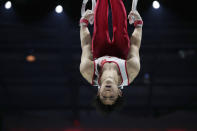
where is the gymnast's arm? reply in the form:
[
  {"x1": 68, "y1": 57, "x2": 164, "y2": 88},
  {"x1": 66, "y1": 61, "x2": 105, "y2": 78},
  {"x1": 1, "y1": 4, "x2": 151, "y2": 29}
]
[
  {"x1": 126, "y1": 11, "x2": 143, "y2": 83},
  {"x1": 79, "y1": 25, "x2": 94, "y2": 84}
]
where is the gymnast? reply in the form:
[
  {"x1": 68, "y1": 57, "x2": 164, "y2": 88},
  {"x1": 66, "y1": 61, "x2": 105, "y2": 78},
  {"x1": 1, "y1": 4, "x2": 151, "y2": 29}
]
[{"x1": 79, "y1": 0, "x2": 143, "y2": 114}]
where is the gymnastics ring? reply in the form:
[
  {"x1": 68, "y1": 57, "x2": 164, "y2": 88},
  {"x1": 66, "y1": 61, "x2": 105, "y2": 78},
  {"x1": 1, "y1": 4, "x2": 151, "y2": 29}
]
[{"x1": 81, "y1": 0, "x2": 96, "y2": 25}]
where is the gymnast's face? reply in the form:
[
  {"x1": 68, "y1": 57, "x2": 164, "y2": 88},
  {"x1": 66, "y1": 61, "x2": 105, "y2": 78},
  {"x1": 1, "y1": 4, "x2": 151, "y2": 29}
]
[{"x1": 98, "y1": 78, "x2": 122, "y2": 105}]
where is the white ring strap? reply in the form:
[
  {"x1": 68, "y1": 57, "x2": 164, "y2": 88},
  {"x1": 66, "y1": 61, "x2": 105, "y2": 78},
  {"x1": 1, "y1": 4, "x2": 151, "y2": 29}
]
[{"x1": 132, "y1": 0, "x2": 138, "y2": 11}]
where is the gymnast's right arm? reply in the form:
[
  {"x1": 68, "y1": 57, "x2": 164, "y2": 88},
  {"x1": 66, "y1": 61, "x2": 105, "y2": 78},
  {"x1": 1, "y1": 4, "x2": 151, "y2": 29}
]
[{"x1": 79, "y1": 10, "x2": 94, "y2": 84}]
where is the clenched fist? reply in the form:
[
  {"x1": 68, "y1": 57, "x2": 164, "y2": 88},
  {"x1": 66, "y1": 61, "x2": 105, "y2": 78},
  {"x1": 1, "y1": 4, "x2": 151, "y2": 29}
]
[{"x1": 128, "y1": 10, "x2": 142, "y2": 25}]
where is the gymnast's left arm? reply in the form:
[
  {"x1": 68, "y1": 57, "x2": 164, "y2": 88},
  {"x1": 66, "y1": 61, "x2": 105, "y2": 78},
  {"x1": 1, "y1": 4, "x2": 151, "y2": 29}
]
[{"x1": 126, "y1": 11, "x2": 143, "y2": 83}]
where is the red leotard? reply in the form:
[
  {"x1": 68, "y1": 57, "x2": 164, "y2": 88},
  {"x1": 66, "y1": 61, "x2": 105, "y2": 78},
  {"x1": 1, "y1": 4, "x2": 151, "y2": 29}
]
[{"x1": 92, "y1": 0, "x2": 130, "y2": 60}]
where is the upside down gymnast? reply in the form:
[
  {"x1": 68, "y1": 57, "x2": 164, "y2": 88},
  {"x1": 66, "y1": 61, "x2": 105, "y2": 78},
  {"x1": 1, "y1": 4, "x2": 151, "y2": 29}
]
[{"x1": 79, "y1": 0, "x2": 143, "y2": 114}]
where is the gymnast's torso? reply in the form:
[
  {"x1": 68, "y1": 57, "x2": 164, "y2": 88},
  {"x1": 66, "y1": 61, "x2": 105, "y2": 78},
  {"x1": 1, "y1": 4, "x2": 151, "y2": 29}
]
[
  {"x1": 92, "y1": 56, "x2": 129, "y2": 88},
  {"x1": 80, "y1": 55, "x2": 140, "y2": 87}
]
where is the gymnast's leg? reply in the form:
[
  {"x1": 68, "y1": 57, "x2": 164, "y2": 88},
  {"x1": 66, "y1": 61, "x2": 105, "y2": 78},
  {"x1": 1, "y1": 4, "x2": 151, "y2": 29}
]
[
  {"x1": 92, "y1": 0, "x2": 111, "y2": 59},
  {"x1": 110, "y1": 0, "x2": 130, "y2": 59}
]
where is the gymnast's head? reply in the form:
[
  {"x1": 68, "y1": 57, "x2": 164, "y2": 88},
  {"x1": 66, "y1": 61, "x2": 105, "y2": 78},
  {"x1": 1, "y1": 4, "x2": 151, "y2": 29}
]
[
  {"x1": 93, "y1": 75, "x2": 124, "y2": 115},
  {"x1": 98, "y1": 78, "x2": 122, "y2": 105}
]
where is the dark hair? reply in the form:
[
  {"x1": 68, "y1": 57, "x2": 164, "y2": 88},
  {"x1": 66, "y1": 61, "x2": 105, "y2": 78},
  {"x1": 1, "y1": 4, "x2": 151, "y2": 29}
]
[{"x1": 93, "y1": 95, "x2": 124, "y2": 115}]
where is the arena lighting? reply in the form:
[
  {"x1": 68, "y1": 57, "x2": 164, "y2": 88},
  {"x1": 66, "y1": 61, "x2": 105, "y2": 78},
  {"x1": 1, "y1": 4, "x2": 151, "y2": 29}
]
[
  {"x1": 153, "y1": 1, "x2": 160, "y2": 9},
  {"x1": 26, "y1": 55, "x2": 36, "y2": 62},
  {"x1": 144, "y1": 73, "x2": 150, "y2": 84},
  {"x1": 55, "y1": 5, "x2": 63, "y2": 13},
  {"x1": 144, "y1": 73, "x2": 150, "y2": 80},
  {"x1": 5, "y1": 1, "x2": 12, "y2": 9}
]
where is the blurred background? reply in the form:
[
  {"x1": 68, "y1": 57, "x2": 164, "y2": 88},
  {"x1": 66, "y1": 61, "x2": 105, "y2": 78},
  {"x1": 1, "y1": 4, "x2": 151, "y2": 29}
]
[{"x1": 0, "y1": 0, "x2": 197, "y2": 130}]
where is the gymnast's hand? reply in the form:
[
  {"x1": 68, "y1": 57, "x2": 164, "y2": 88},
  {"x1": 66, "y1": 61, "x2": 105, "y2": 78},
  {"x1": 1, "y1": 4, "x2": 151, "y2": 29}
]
[
  {"x1": 128, "y1": 10, "x2": 142, "y2": 24},
  {"x1": 81, "y1": 10, "x2": 94, "y2": 22}
]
